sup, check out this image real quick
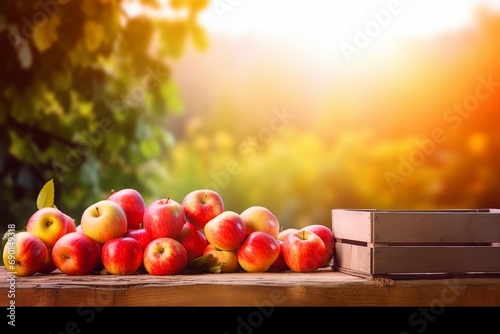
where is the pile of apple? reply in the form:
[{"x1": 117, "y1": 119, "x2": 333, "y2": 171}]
[{"x1": 3, "y1": 187, "x2": 334, "y2": 277}]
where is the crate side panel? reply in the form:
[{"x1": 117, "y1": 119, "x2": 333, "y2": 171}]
[
  {"x1": 332, "y1": 210, "x2": 373, "y2": 243},
  {"x1": 373, "y1": 212, "x2": 500, "y2": 243},
  {"x1": 373, "y1": 246, "x2": 500, "y2": 274},
  {"x1": 334, "y1": 242, "x2": 372, "y2": 274}
]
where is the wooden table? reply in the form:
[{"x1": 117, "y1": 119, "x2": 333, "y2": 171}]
[{"x1": 1, "y1": 266, "x2": 499, "y2": 306}]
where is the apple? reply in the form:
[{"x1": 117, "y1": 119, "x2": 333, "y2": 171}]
[
  {"x1": 237, "y1": 231, "x2": 280, "y2": 272},
  {"x1": 80, "y1": 200, "x2": 128, "y2": 245},
  {"x1": 94, "y1": 241, "x2": 104, "y2": 272},
  {"x1": 240, "y1": 206, "x2": 280, "y2": 238},
  {"x1": 38, "y1": 247, "x2": 57, "y2": 274},
  {"x1": 204, "y1": 211, "x2": 246, "y2": 251},
  {"x1": 26, "y1": 207, "x2": 70, "y2": 249},
  {"x1": 176, "y1": 223, "x2": 208, "y2": 262},
  {"x1": 277, "y1": 228, "x2": 299, "y2": 242},
  {"x1": 125, "y1": 226, "x2": 153, "y2": 251},
  {"x1": 101, "y1": 237, "x2": 143, "y2": 275},
  {"x1": 124, "y1": 226, "x2": 151, "y2": 272},
  {"x1": 203, "y1": 243, "x2": 239, "y2": 273},
  {"x1": 282, "y1": 229, "x2": 326, "y2": 273},
  {"x1": 181, "y1": 189, "x2": 224, "y2": 230},
  {"x1": 2, "y1": 231, "x2": 48, "y2": 276},
  {"x1": 65, "y1": 214, "x2": 77, "y2": 233},
  {"x1": 107, "y1": 188, "x2": 146, "y2": 230},
  {"x1": 302, "y1": 224, "x2": 335, "y2": 267},
  {"x1": 268, "y1": 240, "x2": 289, "y2": 272},
  {"x1": 143, "y1": 198, "x2": 186, "y2": 240},
  {"x1": 76, "y1": 225, "x2": 83, "y2": 233},
  {"x1": 143, "y1": 237, "x2": 188, "y2": 275},
  {"x1": 52, "y1": 232, "x2": 100, "y2": 275}
]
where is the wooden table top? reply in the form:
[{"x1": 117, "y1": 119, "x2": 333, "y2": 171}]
[{"x1": 1, "y1": 266, "x2": 499, "y2": 306}]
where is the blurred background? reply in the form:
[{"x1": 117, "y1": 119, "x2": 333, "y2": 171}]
[{"x1": 1, "y1": 0, "x2": 499, "y2": 236}]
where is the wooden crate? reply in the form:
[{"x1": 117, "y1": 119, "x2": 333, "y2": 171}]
[{"x1": 331, "y1": 209, "x2": 500, "y2": 279}]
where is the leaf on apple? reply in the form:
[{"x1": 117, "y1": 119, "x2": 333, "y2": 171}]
[
  {"x1": 99, "y1": 268, "x2": 110, "y2": 275},
  {"x1": 207, "y1": 262, "x2": 222, "y2": 274},
  {"x1": 36, "y1": 179, "x2": 56, "y2": 210},
  {"x1": 184, "y1": 254, "x2": 222, "y2": 274}
]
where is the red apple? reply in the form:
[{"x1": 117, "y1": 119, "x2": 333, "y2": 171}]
[
  {"x1": 2, "y1": 231, "x2": 48, "y2": 276},
  {"x1": 282, "y1": 230, "x2": 326, "y2": 273},
  {"x1": 124, "y1": 227, "x2": 151, "y2": 272},
  {"x1": 65, "y1": 214, "x2": 77, "y2": 233},
  {"x1": 143, "y1": 237, "x2": 188, "y2": 275},
  {"x1": 302, "y1": 224, "x2": 335, "y2": 267},
  {"x1": 107, "y1": 188, "x2": 146, "y2": 230},
  {"x1": 26, "y1": 207, "x2": 70, "y2": 249},
  {"x1": 80, "y1": 200, "x2": 128, "y2": 245},
  {"x1": 101, "y1": 237, "x2": 143, "y2": 275},
  {"x1": 203, "y1": 243, "x2": 239, "y2": 273},
  {"x1": 94, "y1": 241, "x2": 104, "y2": 272},
  {"x1": 181, "y1": 189, "x2": 224, "y2": 230},
  {"x1": 76, "y1": 225, "x2": 83, "y2": 233},
  {"x1": 143, "y1": 198, "x2": 185, "y2": 240},
  {"x1": 176, "y1": 223, "x2": 208, "y2": 262},
  {"x1": 204, "y1": 211, "x2": 246, "y2": 251},
  {"x1": 268, "y1": 240, "x2": 289, "y2": 272},
  {"x1": 52, "y1": 232, "x2": 100, "y2": 275},
  {"x1": 125, "y1": 226, "x2": 153, "y2": 251},
  {"x1": 240, "y1": 206, "x2": 280, "y2": 238},
  {"x1": 38, "y1": 247, "x2": 57, "y2": 274},
  {"x1": 277, "y1": 228, "x2": 299, "y2": 242},
  {"x1": 237, "y1": 231, "x2": 280, "y2": 272}
]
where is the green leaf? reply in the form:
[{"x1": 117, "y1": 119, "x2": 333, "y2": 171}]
[
  {"x1": 139, "y1": 139, "x2": 161, "y2": 159},
  {"x1": 184, "y1": 254, "x2": 223, "y2": 274},
  {"x1": 163, "y1": 80, "x2": 184, "y2": 114},
  {"x1": 36, "y1": 179, "x2": 55, "y2": 210}
]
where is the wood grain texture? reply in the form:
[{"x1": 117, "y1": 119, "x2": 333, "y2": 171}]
[
  {"x1": 373, "y1": 246, "x2": 500, "y2": 274},
  {"x1": 1, "y1": 266, "x2": 499, "y2": 306},
  {"x1": 373, "y1": 211, "x2": 500, "y2": 243}
]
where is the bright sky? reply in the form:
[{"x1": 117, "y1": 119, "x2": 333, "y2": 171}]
[{"x1": 199, "y1": 0, "x2": 500, "y2": 40}]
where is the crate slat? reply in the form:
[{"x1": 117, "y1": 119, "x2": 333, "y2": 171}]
[
  {"x1": 334, "y1": 242, "x2": 372, "y2": 273},
  {"x1": 331, "y1": 209, "x2": 372, "y2": 242},
  {"x1": 373, "y1": 245, "x2": 500, "y2": 274},
  {"x1": 373, "y1": 211, "x2": 500, "y2": 243}
]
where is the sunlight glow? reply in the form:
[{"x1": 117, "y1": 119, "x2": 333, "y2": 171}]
[
  {"x1": 122, "y1": 0, "x2": 189, "y2": 19},
  {"x1": 199, "y1": 0, "x2": 500, "y2": 41}
]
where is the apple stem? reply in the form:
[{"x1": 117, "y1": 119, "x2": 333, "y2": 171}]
[
  {"x1": 203, "y1": 193, "x2": 208, "y2": 204},
  {"x1": 95, "y1": 207, "x2": 100, "y2": 216},
  {"x1": 111, "y1": 189, "x2": 116, "y2": 194}
]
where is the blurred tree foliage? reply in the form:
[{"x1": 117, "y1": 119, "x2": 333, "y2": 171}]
[
  {"x1": 164, "y1": 123, "x2": 500, "y2": 231},
  {"x1": 0, "y1": 0, "x2": 209, "y2": 233}
]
